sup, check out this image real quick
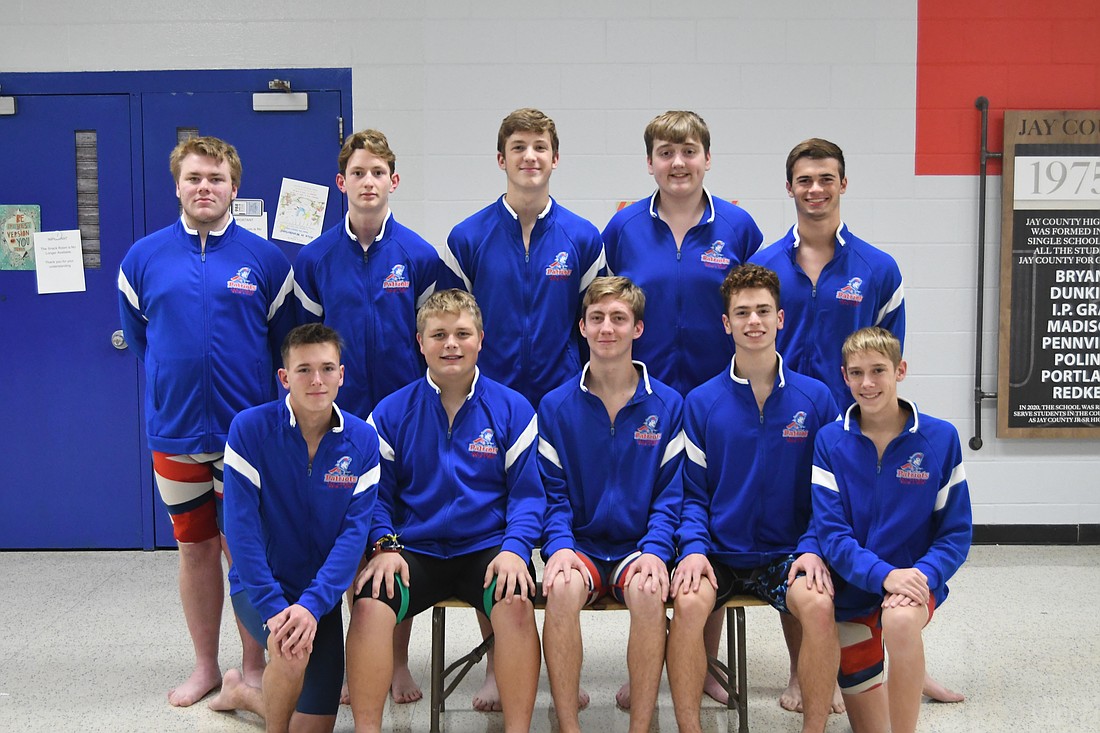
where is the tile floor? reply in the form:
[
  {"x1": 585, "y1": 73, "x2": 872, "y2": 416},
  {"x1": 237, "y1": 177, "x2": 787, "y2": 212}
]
[{"x1": 1, "y1": 545, "x2": 1096, "y2": 732}]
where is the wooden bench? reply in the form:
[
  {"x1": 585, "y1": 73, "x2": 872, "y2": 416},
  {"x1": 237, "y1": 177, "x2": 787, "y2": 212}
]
[{"x1": 429, "y1": 595, "x2": 769, "y2": 733}]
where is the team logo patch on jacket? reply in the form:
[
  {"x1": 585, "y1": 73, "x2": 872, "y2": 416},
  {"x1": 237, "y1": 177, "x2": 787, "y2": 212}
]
[
  {"x1": 896, "y1": 453, "x2": 931, "y2": 484},
  {"x1": 835, "y1": 276, "x2": 864, "y2": 305},
  {"x1": 634, "y1": 414, "x2": 662, "y2": 446},
  {"x1": 324, "y1": 455, "x2": 359, "y2": 488},
  {"x1": 782, "y1": 411, "x2": 810, "y2": 442},
  {"x1": 700, "y1": 240, "x2": 732, "y2": 269},
  {"x1": 227, "y1": 266, "x2": 258, "y2": 295},
  {"x1": 383, "y1": 263, "x2": 411, "y2": 290},
  {"x1": 544, "y1": 251, "x2": 573, "y2": 280},
  {"x1": 469, "y1": 428, "x2": 499, "y2": 458}
]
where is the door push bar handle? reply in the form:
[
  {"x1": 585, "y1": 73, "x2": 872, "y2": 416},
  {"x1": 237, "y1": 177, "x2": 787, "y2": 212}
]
[{"x1": 111, "y1": 330, "x2": 128, "y2": 350}]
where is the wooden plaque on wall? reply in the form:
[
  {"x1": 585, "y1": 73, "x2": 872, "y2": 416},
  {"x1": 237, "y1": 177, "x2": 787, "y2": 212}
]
[{"x1": 998, "y1": 110, "x2": 1100, "y2": 438}]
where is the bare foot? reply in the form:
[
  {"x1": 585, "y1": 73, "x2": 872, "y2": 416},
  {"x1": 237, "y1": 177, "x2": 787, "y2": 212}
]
[
  {"x1": 578, "y1": 686, "x2": 590, "y2": 710},
  {"x1": 779, "y1": 675, "x2": 802, "y2": 713},
  {"x1": 831, "y1": 683, "x2": 846, "y2": 713},
  {"x1": 340, "y1": 682, "x2": 350, "y2": 705},
  {"x1": 703, "y1": 670, "x2": 730, "y2": 705},
  {"x1": 472, "y1": 671, "x2": 502, "y2": 712},
  {"x1": 923, "y1": 674, "x2": 964, "y2": 703},
  {"x1": 207, "y1": 669, "x2": 246, "y2": 712},
  {"x1": 391, "y1": 664, "x2": 424, "y2": 704},
  {"x1": 168, "y1": 664, "x2": 222, "y2": 707},
  {"x1": 615, "y1": 681, "x2": 631, "y2": 709}
]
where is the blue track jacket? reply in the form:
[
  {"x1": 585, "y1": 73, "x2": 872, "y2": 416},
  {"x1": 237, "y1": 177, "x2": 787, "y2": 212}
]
[
  {"x1": 443, "y1": 196, "x2": 606, "y2": 407},
  {"x1": 294, "y1": 212, "x2": 450, "y2": 418},
  {"x1": 538, "y1": 362, "x2": 684, "y2": 563},
  {"x1": 223, "y1": 397, "x2": 380, "y2": 623},
  {"x1": 678, "y1": 355, "x2": 838, "y2": 567},
  {"x1": 750, "y1": 223, "x2": 905, "y2": 409},
  {"x1": 118, "y1": 217, "x2": 295, "y2": 453},
  {"x1": 367, "y1": 369, "x2": 544, "y2": 560},
  {"x1": 603, "y1": 190, "x2": 763, "y2": 395},
  {"x1": 811, "y1": 400, "x2": 972, "y2": 620}
]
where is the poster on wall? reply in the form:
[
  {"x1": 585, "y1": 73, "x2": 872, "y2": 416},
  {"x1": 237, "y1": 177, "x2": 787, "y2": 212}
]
[
  {"x1": 272, "y1": 178, "x2": 327, "y2": 245},
  {"x1": 1, "y1": 205, "x2": 41, "y2": 270},
  {"x1": 998, "y1": 110, "x2": 1100, "y2": 438}
]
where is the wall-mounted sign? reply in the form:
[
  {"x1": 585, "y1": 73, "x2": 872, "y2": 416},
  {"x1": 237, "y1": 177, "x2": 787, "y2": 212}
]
[
  {"x1": 33, "y1": 230, "x2": 86, "y2": 294},
  {"x1": 1, "y1": 204, "x2": 41, "y2": 270},
  {"x1": 999, "y1": 110, "x2": 1100, "y2": 437}
]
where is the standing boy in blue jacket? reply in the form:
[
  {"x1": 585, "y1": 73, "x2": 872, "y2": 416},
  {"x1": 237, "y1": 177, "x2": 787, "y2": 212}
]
[
  {"x1": 811, "y1": 327, "x2": 971, "y2": 733},
  {"x1": 442, "y1": 107, "x2": 605, "y2": 409},
  {"x1": 211, "y1": 323, "x2": 380, "y2": 732},
  {"x1": 294, "y1": 129, "x2": 449, "y2": 420},
  {"x1": 345, "y1": 289, "x2": 544, "y2": 733},
  {"x1": 118, "y1": 136, "x2": 294, "y2": 707},
  {"x1": 602, "y1": 110, "x2": 763, "y2": 395},
  {"x1": 538, "y1": 276, "x2": 684, "y2": 733},
  {"x1": 750, "y1": 138, "x2": 905, "y2": 410},
  {"x1": 667, "y1": 264, "x2": 841, "y2": 733}
]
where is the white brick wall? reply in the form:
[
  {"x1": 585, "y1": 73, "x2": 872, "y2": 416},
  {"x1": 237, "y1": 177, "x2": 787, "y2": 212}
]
[{"x1": 7, "y1": 1, "x2": 1098, "y2": 524}]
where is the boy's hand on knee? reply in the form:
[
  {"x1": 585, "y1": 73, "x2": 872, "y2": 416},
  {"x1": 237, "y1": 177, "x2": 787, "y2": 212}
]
[
  {"x1": 356, "y1": 551, "x2": 409, "y2": 599},
  {"x1": 671, "y1": 553, "x2": 716, "y2": 596},
  {"x1": 486, "y1": 550, "x2": 534, "y2": 603},
  {"x1": 788, "y1": 553, "x2": 834, "y2": 596},
  {"x1": 881, "y1": 592, "x2": 921, "y2": 608},
  {"x1": 883, "y1": 568, "x2": 929, "y2": 605},
  {"x1": 542, "y1": 548, "x2": 588, "y2": 596},
  {"x1": 622, "y1": 552, "x2": 670, "y2": 601}
]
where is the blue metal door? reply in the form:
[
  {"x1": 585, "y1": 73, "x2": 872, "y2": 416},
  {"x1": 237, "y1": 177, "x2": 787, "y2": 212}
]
[
  {"x1": 140, "y1": 90, "x2": 345, "y2": 546},
  {"x1": 0, "y1": 94, "x2": 145, "y2": 547}
]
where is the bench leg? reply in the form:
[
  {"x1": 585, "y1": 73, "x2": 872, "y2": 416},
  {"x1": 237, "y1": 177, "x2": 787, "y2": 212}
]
[
  {"x1": 734, "y1": 607, "x2": 749, "y2": 733},
  {"x1": 431, "y1": 606, "x2": 445, "y2": 733}
]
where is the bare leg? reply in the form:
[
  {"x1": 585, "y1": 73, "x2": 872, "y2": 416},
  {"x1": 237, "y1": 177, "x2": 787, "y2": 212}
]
[
  {"x1": 346, "y1": 598, "x2": 397, "y2": 733},
  {"x1": 843, "y1": 687, "x2": 889, "y2": 733},
  {"x1": 542, "y1": 569, "x2": 587, "y2": 733},
  {"x1": 922, "y1": 672, "x2": 964, "y2": 702},
  {"x1": 390, "y1": 619, "x2": 423, "y2": 703},
  {"x1": 222, "y1": 535, "x2": 266, "y2": 689},
  {"x1": 882, "y1": 605, "x2": 927, "y2": 733},
  {"x1": 622, "y1": 580, "x2": 667, "y2": 733},
  {"x1": 778, "y1": 611, "x2": 803, "y2": 712},
  {"x1": 472, "y1": 611, "x2": 503, "y2": 712},
  {"x1": 489, "y1": 598, "x2": 540, "y2": 733},
  {"x1": 700, "y1": 609, "x2": 729, "y2": 704},
  {"x1": 262, "y1": 634, "x2": 309, "y2": 733},
  {"x1": 667, "y1": 584, "x2": 716, "y2": 733},
  {"x1": 170, "y1": 536, "x2": 225, "y2": 707},
  {"x1": 785, "y1": 583, "x2": 840, "y2": 733}
]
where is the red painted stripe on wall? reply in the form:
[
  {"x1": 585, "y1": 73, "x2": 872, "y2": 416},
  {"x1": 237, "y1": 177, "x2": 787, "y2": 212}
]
[{"x1": 916, "y1": 0, "x2": 1100, "y2": 176}]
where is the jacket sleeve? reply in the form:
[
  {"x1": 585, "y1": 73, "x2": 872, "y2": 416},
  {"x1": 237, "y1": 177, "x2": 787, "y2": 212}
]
[
  {"x1": 736, "y1": 210, "x2": 764, "y2": 263},
  {"x1": 577, "y1": 223, "x2": 607, "y2": 295},
  {"x1": 223, "y1": 419, "x2": 289, "y2": 623},
  {"x1": 441, "y1": 225, "x2": 473, "y2": 293},
  {"x1": 811, "y1": 433, "x2": 894, "y2": 596},
  {"x1": 600, "y1": 215, "x2": 623, "y2": 277},
  {"x1": 117, "y1": 260, "x2": 148, "y2": 363},
  {"x1": 639, "y1": 398, "x2": 685, "y2": 563},
  {"x1": 676, "y1": 395, "x2": 713, "y2": 561},
  {"x1": 874, "y1": 259, "x2": 906, "y2": 350},
  {"x1": 266, "y1": 254, "x2": 297, "y2": 367},
  {"x1": 538, "y1": 403, "x2": 575, "y2": 558},
  {"x1": 297, "y1": 431, "x2": 380, "y2": 619},
  {"x1": 366, "y1": 410, "x2": 399, "y2": 545},
  {"x1": 913, "y1": 428, "x2": 973, "y2": 589},
  {"x1": 794, "y1": 391, "x2": 840, "y2": 557},
  {"x1": 292, "y1": 248, "x2": 324, "y2": 325},
  {"x1": 502, "y1": 409, "x2": 546, "y2": 559}
]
